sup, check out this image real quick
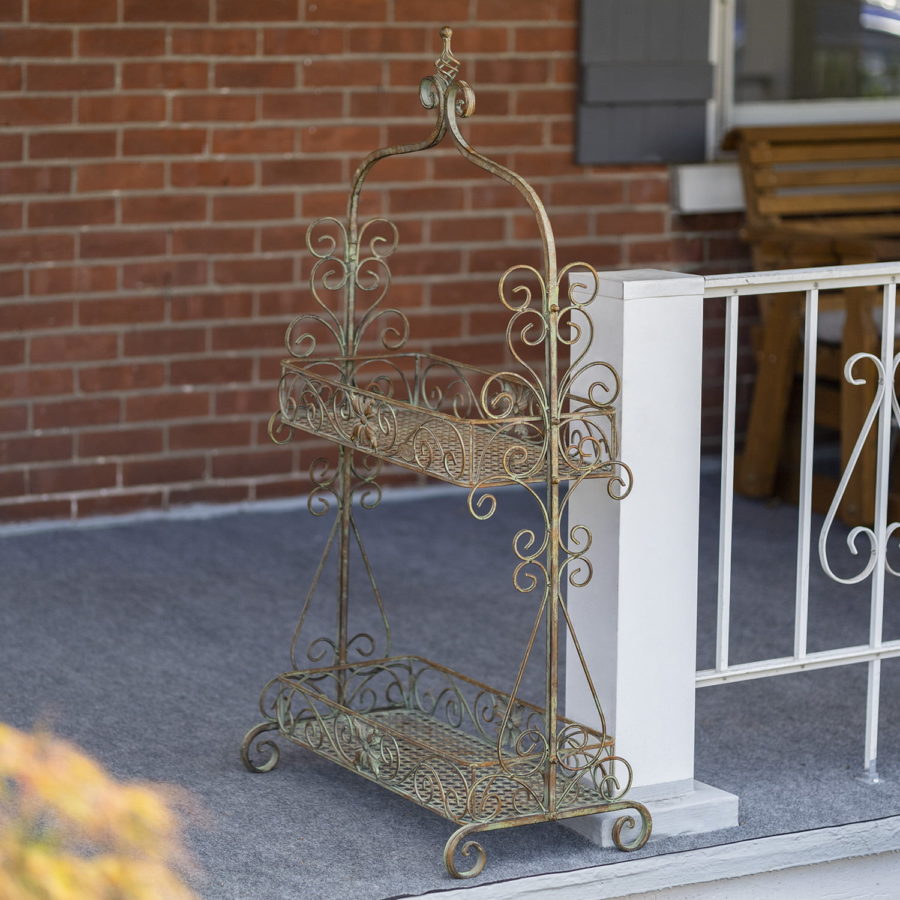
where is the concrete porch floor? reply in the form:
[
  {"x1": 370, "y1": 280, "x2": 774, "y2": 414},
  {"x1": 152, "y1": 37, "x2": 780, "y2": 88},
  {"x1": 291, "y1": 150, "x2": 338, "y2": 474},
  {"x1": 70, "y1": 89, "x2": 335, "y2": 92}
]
[{"x1": 1, "y1": 475, "x2": 899, "y2": 898}]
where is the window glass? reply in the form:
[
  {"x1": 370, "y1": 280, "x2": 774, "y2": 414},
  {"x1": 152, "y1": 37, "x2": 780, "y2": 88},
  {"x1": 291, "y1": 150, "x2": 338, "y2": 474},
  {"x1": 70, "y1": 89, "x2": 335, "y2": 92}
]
[{"x1": 734, "y1": 0, "x2": 900, "y2": 102}]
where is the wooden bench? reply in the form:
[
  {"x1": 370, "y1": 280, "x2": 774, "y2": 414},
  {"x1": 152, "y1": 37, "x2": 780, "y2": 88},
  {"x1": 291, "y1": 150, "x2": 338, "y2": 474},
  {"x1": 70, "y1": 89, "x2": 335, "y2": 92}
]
[{"x1": 725, "y1": 122, "x2": 900, "y2": 525}]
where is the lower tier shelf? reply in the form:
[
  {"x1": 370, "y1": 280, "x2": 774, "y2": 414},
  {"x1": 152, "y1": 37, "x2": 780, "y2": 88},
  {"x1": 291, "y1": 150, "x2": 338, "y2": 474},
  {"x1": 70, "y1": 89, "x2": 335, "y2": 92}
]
[{"x1": 242, "y1": 655, "x2": 649, "y2": 840}]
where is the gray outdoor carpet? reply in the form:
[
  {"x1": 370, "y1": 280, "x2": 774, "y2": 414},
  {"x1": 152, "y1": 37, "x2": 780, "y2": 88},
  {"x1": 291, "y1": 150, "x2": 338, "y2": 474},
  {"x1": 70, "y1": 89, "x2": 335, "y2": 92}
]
[{"x1": 2, "y1": 475, "x2": 900, "y2": 899}]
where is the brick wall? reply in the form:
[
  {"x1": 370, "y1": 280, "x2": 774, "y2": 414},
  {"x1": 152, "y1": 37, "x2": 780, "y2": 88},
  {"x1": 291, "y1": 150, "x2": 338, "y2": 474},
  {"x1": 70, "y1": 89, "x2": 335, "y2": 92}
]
[{"x1": 0, "y1": 0, "x2": 750, "y2": 523}]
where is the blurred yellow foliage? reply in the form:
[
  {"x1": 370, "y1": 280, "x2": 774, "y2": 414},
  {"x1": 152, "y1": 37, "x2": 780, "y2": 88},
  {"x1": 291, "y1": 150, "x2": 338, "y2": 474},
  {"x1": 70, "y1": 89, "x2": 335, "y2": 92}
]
[{"x1": 0, "y1": 723, "x2": 199, "y2": 900}]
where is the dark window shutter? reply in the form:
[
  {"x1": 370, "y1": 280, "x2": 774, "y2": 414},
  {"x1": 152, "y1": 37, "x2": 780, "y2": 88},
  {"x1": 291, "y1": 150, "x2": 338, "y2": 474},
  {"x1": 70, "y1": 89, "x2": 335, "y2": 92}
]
[{"x1": 577, "y1": 0, "x2": 713, "y2": 164}]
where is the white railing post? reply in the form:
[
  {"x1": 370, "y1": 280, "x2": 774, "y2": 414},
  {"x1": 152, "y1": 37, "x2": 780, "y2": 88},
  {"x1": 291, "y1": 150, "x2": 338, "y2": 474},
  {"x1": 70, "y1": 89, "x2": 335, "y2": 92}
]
[{"x1": 565, "y1": 269, "x2": 738, "y2": 844}]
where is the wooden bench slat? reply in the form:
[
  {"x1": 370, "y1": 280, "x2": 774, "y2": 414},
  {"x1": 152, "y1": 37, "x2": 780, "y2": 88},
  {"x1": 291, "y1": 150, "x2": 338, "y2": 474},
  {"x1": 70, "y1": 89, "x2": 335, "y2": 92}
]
[
  {"x1": 752, "y1": 165, "x2": 900, "y2": 189},
  {"x1": 748, "y1": 141, "x2": 900, "y2": 164},
  {"x1": 758, "y1": 191, "x2": 900, "y2": 216},
  {"x1": 723, "y1": 123, "x2": 900, "y2": 149}
]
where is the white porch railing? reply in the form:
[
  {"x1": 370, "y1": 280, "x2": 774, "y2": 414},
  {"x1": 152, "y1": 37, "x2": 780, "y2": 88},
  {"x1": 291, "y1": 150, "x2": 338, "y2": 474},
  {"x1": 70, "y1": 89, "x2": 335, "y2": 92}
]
[
  {"x1": 564, "y1": 262, "x2": 900, "y2": 842},
  {"x1": 700, "y1": 262, "x2": 900, "y2": 783}
]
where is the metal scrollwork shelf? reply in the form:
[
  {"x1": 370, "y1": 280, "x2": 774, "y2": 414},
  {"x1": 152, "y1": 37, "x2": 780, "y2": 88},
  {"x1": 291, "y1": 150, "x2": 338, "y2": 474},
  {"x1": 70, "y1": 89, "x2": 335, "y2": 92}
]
[{"x1": 241, "y1": 26, "x2": 651, "y2": 879}]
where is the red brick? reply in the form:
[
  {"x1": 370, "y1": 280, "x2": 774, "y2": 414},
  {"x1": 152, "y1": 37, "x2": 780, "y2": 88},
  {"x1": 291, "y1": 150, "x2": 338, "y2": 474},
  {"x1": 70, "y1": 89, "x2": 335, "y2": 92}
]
[
  {"x1": 304, "y1": 60, "x2": 375, "y2": 87},
  {"x1": 170, "y1": 292, "x2": 253, "y2": 321},
  {"x1": 0, "y1": 404, "x2": 28, "y2": 433},
  {"x1": 348, "y1": 26, "x2": 428, "y2": 53},
  {"x1": 30, "y1": 264, "x2": 116, "y2": 296},
  {"x1": 301, "y1": 124, "x2": 381, "y2": 154},
  {"x1": 0, "y1": 133, "x2": 22, "y2": 161},
  {"x1": 260, "y1": 224, "x2": 305, "y2": 252},
  {"x1": 27, "y1": 62, "x2": 113, "y2": 91},
  {"x1": 214, "y1": 386, "x2": 273, "y2": 415},
  {"x1": 515, "y1": 24, "x2": 576, "y2": 51},
  {"x1": 79, "y1": 94, "x2": 166, "y2": 124},
  {"x1": 212, "y1": 449, "x2": 292, "y2": 478},
  {"x1": 257, "y1": 288, "x2": 303, "y2": 317},
  {"x1": 481, "y1": 0, "x2": 576, "y2": 18},
  {"x1": 0, "y1": 368, "x2": 72, "y2": 399},
  {"x1": 628, "y1": 177, "x2": 669, "y2": 205},
  {"x1": 121, "y1": 194, "x2": 206, "y2": 224},
  {"x1": 34, "y1": 396, "x2": 119, "y2": 429},
  {"x1": 124, "y1": 0, "x2": 210, "y2": 21},
  {"x1": 212, "y1": 127, "x2": 294, "y2": 154},
  {"x1": 391, "y1": 249, "x2": 462, "y2": 277},
  {"x1": 79, "y1": 296, "x2": 166, "y2": 325},
  {"x1": 213, "y1": 257, "x2": 293, "y2": 285},
  {"x1": 311, "y1": 0, "x2": 387, "y2": 19},
  {"x1": 29, "y1": 197, "x2": 114, "y2": 228},
  {"x1": 213, "y1": 192, "x2": 294, "y2": 221},
  {"x1": 217, "y1": 0, "x2": 297, "y2": 20},
  {"x1": 172, "y1": 92, "x2": 257, "y2": 122},
  {"x1": 512, "y1": 151, "x2": 585, "y2": 179},
  {"x1": 30, "y1": 130, "x2": 115, "y2": 160},
  {"x1": 475, "y1": 58, "x2": 552, "y2": 85},
  {"x1": 0, "y1": 27, "x2": 73, "y2": 57},
  {"x1": 0, "y1": 165, "x2": 70, "y2": 194},
  {"x1": 216, "y1": 61, "x2": 295, "y2": 88},
  {"x1": 169, "y1": 420, "x2": 251, "y2": 450},
  {"x1": 430, "y1": 215, "x2": 506, "y2": 244},
  {"x1": 304, "y1": 187, "x2": 380, "y2": 219},
  {"x1": 123, "y1": 128, "x2": 208, "y2": 156},
  {"x1": 79, "y1": 28, "x2": 165, "y2": 57},
  {"x1": 172, "y1": 227, "x2": 255, "y2": 255},
  {"x1": 0, "y1": 63, "x2": 21, "y2": 89},
  {"x1": 0, "y1": 96, "x2": 71, "y2": 126},
  {"x1": 0, "y1": 470, "x2": 25, "y2": 498},
  {"x1": 169, "y1": 484, "x2": 250, "y2": 504},
  {"x1": 78, "y1": 362, "x2": 165, "y2": 393},
  {"x1": 0, "y1": 432, "x2": 72, "y2": 464},
  {"x1": 260, "y1": 157, "x2": 343, "y2": 185},
  {"x1": 122, "y1": 61, "x2": 208, "y2": 90},
  {"x1": 551, "y1": 179, "x2": 624, "y2": 207},
  {"x1": 170, "y1": 357, "x2": 253, "y2": 384},
  {"x1": 171, "y1": 160, "x2": 255, "y2": 188},
  {"x1": 0, "y1": 0, "x2": 22, "y2": 22},
  {"x1": 211, "y1": 322, "x2": 282, "y2": 350},
  {"x1": 468, "y1": 121, "x2": 544, "y2": 148},
  {"x1": 30, "y1": 0, "x2": 116, "y2": 21},
  {"x1": 124, "y1": 327, "x2": 206, "y2": 357},
  {"x1": 124, "y1": 391, "x2": 210, "y2": 422},
  {"x1": 31, "y1": 332, "x2": 118, "y2": 364},
  {"x1": 260, "y1": 91, "x2": 341, "y2": 119},
  {"x1": 263, "y1": 27, "x2": 343, "y2": 55},
  {"x1": 0, "y1": 201, "x2": 22, "y2": 229},
  {"x1": 0, "y1": 270, "x2": 24, "y2": 298},
  {"x1": 0, "y1": 338, "x2": 24, "y2": 365},
  {"x1": 0, "y1": 295, "x2": 68, "y2": 329},
  {"x1": 77, "y1": 162, "x2": 164, "y2": 192},
  {"x1": 389, "y1": 185, "x2": 465, "y2": 214},
  {"x1": 122, "y1": 259, "x2": 208, "y2": 290},
  {"x1": 80, "y1": 230, "x2": 168, "y2": 259},
  {"x1": 0, "y1": 232, "x2": 73, "y2": 263},
  {"x1": 122, "y1": 456, "x2": 205, "y2": 486},
  {"x1": 80, "y1": 427, "x2": 163, "y2": 457},
  {"x1": 595, "y1": 210, "x2": 666, "y2": 236},
  {"x1": 31, "y1": 462, "x2": 117, "y2": 494},
  {"x1": 0, "y1": 499, "x2": 70, "y2": 522},
  {"x1": 77, "y1": 491, "x2": 163, "y2": 516},
  {"x1": 172, "y1": 27, "x2": 256, "y2": 55}
]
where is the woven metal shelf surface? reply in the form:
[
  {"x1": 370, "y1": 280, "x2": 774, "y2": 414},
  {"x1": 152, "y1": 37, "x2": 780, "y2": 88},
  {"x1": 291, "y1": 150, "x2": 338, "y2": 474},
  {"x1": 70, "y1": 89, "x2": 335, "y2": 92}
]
[
  {"x1": 266, "y1": 656, "x2": 618, "y2": 827},
  {"x1": 276, "y1": 353, "x2": 618, "y2": 488}
]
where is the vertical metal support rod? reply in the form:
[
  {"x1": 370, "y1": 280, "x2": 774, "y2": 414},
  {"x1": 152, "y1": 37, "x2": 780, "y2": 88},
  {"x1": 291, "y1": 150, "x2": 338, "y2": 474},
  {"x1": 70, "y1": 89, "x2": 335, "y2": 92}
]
[
  {"x1": 716, "y1": 294, "x2": 739, "y2": 672},
  {"x1": 863, "y1": 280, "x2": 896, "y2": 779},
  {"x1": 544, "y1": 281, "x2": 560, "y2": 817},
  {"x1": 794, "y1": 288, "x2": 818, "y2": 659}
]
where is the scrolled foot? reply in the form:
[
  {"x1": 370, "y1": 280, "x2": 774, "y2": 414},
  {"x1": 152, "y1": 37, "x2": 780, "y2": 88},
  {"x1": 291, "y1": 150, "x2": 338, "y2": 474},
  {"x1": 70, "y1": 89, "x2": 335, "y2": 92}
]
[
  {"x1": 611, "y1": 801, "x2": 652, "y2": 851},
  {"x1": 241, "y1": 721, "x2": 281, "y2": 773},
  {"x1": 443, "y1": 824, "x2": 487, "y2": 879}
]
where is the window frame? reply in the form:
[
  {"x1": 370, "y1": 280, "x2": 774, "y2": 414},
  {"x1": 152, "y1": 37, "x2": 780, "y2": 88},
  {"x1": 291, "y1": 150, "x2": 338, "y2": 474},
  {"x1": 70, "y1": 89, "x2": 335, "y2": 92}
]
[{"x1": 711, "y1": 0, "x2": 900, "y2": 152}]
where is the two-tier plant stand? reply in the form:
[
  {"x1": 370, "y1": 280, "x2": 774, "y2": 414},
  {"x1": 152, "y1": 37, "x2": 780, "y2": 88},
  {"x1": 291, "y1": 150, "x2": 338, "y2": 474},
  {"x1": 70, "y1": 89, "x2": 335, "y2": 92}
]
[{"x1": 240, "y1": 27, "x2": 652, "y2": 879}]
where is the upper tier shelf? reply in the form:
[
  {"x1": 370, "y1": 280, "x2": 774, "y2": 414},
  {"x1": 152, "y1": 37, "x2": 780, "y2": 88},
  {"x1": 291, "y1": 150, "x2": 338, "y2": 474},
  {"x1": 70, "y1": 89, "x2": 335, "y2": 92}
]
[{"x1": 273, "y1": 352, "x2": 619, "y2": 488}]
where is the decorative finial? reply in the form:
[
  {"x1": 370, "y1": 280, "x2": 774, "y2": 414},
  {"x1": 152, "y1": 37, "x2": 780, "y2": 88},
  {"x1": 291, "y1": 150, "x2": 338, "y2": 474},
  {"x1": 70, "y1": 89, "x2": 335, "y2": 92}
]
[{"x1": 435, "y1": 25, "x2": 460, "y2": 86}]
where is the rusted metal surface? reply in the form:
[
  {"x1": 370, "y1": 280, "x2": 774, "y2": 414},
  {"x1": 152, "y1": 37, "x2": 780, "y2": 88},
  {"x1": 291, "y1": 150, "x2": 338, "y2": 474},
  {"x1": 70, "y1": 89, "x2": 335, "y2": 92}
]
[{"x1": 241, "y1": 27, "x2": 650, "y2": 878}]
